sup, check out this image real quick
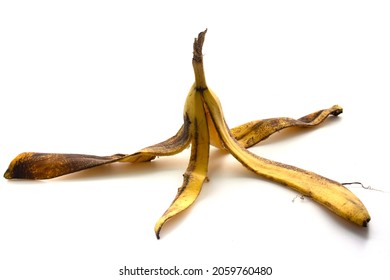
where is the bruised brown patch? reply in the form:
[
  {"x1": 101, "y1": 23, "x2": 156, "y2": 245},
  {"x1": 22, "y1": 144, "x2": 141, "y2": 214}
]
[{"x1": 4, "y1": 152, "x2": 125, "y2": 180}]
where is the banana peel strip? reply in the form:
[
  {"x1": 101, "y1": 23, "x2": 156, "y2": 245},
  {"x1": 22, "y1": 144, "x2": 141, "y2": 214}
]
[
  {"x1": 231, "y1": 105, "x2": 343, "y2": 148},
  {"x1": 154, "y1": 90, "x2": 210, "y2": 239},
  {"x1": 203, "y1": 89, "x2": 370, "y2": 227}
]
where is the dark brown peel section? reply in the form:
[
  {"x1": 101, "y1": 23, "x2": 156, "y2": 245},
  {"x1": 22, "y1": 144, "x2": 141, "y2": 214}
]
[
  {"x1": 231, "y1": 105, "x2": 343, "y2": 148},
  {"x1": 4, "y1": 152, "x2": 126, "y2": 179},
  {"x1": 193, "y1": 29, "x2": 207, "y2": 64},
  {"x1": 363, "y1": 217, "x2": 370, "y2": 227}
]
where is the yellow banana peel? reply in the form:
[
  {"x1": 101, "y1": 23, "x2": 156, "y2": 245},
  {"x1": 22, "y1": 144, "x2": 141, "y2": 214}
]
[{"x1": 4, "y1": 29, "x2": 370, "y2": 239}]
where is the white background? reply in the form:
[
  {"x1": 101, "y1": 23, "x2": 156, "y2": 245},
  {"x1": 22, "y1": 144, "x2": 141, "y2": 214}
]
[{"x1": 1, "y1": 1, "x2": 389, "y2": 279}]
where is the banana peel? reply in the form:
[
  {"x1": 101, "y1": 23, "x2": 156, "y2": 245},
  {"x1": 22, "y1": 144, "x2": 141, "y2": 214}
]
[{"x1": 4, "y1": 29, "x2": 370, "y2": 239}]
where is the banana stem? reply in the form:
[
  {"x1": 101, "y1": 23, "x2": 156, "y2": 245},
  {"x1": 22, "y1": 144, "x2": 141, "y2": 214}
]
[{"x1": 193, "y1": 29, "x2": 208, "y2": 90}]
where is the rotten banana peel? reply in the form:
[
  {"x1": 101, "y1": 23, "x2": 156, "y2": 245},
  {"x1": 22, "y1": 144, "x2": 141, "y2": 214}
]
[{"x1": 4, "y1": 30, "x2": 370, "y2": 239}]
